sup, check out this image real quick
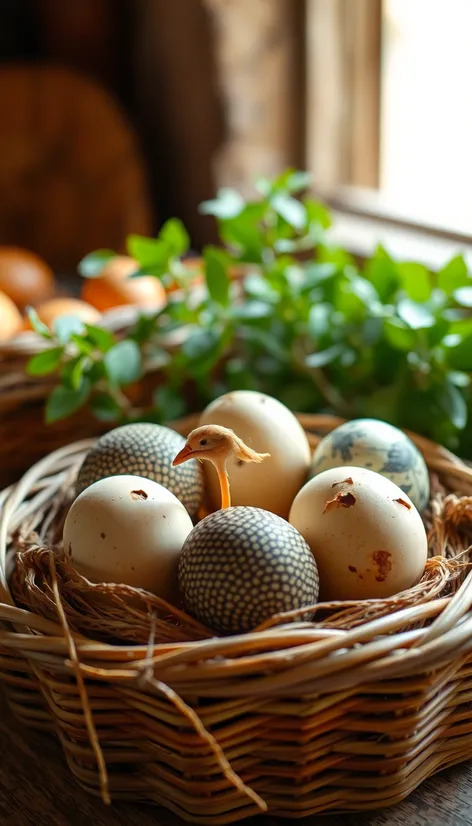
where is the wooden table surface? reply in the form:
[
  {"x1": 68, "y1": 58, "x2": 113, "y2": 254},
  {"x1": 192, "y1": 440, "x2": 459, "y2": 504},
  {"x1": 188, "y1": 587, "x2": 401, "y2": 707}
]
[{"x1": 1, "y1": 691, "x2": 471, "y2": 826}]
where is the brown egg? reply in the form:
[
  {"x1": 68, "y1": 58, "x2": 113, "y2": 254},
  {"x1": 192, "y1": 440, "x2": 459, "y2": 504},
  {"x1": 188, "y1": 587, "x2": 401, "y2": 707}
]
[
  {"x1": 0, "y1": 246, "x2": 55, "y2": 309},
  {"x1": 81, "y1": 255, "x2": 166, "y2": 311},
  {"x1": 26, "y1": 297, "x2": 101, "y2": 330},
  {"x1": 0, "y1": 289, "x2": 23, "y2": 340}
]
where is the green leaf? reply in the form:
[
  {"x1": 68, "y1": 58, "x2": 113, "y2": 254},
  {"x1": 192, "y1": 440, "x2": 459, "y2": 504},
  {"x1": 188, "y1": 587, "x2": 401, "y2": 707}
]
[
  {"x1": 454, "y1": 286, "x2": 472, "y2": 307},
  {"x1": 153, "y1": 385, "x2": 186, "y2": 421},
  {"x1": 397, "y1": 262, "x2": 432, "y2": 302},
  {"x1": 53, "y1": 314, "x2": 86, "y2": 344},
  {"x1": 130, "y1": 312, "x2": 160, "y2": 344},
  {"x1": 364, "y1": 246, "x2": 399, "y2": 302},
  {"x1": 199, "y1": 188, "x2": 245, "y2": 219},
  {"x1": 61, "y1": 355, "x2": 84, "y2": 390},
  {"x1": 318, "y1": 244, "x2": 355, "y2": 268},
  {"x1": 255, "y1": 169, "x2": 312, "y2": 197},
  {"x1": 305, "y1": 343, "x2": 344, "y2": 368},
  {"x1": 397, "y1": 298, "x2": 435, "y2": 329},
  {"x1": 78, "y1": 249, "x2": 116, "y2": 278},
  {"x1": 444, "y1": 333, "x2": 472, "y2": 371},
  {"x1": 304, "y1": 198, "x2": 332, "y2": 230},
  {"x1": 219, "y1": 202, "x2": 266, "y2": 261},
  {"x1": 283, "y1": 170, "x2": 312, "y2": 193},
  {"x1": 308, "y1": 304, "x2": 331, "y2": 340},
  {"x1": 70, "y1": 356, "x2": 90, "y2": 390},
  {"x1": 159, "y1": 218, "x2": 190, "y2": 257},
  {"x1": 244, "y1": 273, "x2": 279, "y2": 303},
  {"x1": 126, "y1": 235, "x2": 167, "y2": 269},
  {"x1": 274, "y1": 235, "x2": 317, "y2": 254},
  {"x1": 254, "y1": 177, "x2": 272, "y2": 197},
  {"x1": 437, "y1": 255, "x2": 470, "y2": 294},
  {"x1": 203, "y1": 246, "x2": 230, "y2": 306},
  {"x1": 26, "y1": 347, "x2": 63, "y2": 376},
  {"x1": 440, "y1": 379, "x2": 468, "y2": 429},
  {"x1": 448, "y1": 370, "x2": 470, "y2": 388},
  {"x1": 241, "y1": 327, "x2": 289, "y2": 363},
  {"x1": 181, "y1": 328, "x2": 226, "y2": 376},
  {"x1": 90, "y1": 393, "x2": 122, "y2": 422},
  {"x1": 302, "y1": 262, "x2": 338, "y2": 289},
  {"x1": 271, "y1": 193, "x2": 306, "y2": 231},
  {"x1": 70, "y1": 335, "x2": 94, "y2": 356},
  {"x1": 45, "y1": 379, "x2": 91, "y2": 423},
  {"x1": 384, "y1": 318, "x2": 417, "y2": 351},
  {"x1": 337, "y1": 273, "x2": 381, "y2": 321},
  {"x1": 85, "y1": 324, "x2": 116, "y2": 352},
  {"x1": 25, "y1": 306, "x2": 52, "y2": 338},
  {"x1": 126, "y1": 234, "x2": 171, "y2": 270},
  {"x1": 231, "y1": 301, "x2": 272, "y2": 321},
  {"x1": 104, "y1": 340, "x2": 142, "y2": 386}
]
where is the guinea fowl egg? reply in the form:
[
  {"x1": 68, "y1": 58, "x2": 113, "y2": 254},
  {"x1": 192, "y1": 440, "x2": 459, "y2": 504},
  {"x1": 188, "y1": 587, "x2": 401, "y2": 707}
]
[
  {"x1": 76, "y1": 423, "x2": 204, "y2": 519},
  {"x1": 179, "y1": 506, "x2": 319, "y2": 634},
  {"x1": 310, "y1": 418, "x2": 430, "y2": 512},
  {"x1": 199, "y1": 391, "x2": 311, "y2": 518},
  {"x1": 289, "y1": 466, "x2": 428, "y2": 601},
  {"x1": 64, "y1": 474, "x2": 193, "y2": 603}
]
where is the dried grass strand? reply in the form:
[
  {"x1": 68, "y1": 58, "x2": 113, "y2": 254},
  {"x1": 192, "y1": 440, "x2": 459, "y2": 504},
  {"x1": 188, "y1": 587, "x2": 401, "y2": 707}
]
[{"x1": 48, "y1": 554, "x2": 110, "y2": 806}]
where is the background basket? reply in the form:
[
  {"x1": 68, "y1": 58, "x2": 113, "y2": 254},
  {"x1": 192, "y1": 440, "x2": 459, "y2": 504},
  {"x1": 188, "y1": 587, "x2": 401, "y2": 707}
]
[
  {"x1": 0, "y1": 304, "x2": 167, "y2": 490},
  {"x1": 1, "y1": 414, "x2": 472, "y2": 824}
]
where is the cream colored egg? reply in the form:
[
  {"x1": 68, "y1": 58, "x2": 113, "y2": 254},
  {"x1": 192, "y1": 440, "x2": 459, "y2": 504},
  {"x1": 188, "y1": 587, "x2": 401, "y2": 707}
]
[
  {"x1": 200, "y1": 391, "x2": 311, "y2": 517},
  {"x1": 63, "y1": 474, "x2": 193, "y2": 603},
  {"x1": 289, "y1": 466, "x2": 428, "y2": 600}
]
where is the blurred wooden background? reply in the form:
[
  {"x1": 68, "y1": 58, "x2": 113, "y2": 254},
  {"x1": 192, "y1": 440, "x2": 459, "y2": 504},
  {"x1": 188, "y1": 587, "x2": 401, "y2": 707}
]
[{"x1": 0, "y1": 0, "x2": 304, "y2": 274}]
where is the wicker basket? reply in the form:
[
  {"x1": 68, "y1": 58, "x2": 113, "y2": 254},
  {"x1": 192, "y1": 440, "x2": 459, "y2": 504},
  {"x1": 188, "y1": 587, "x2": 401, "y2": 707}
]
[
  {"x1": 1, "y1": 414, "x2": 472, "y2": 824},
  {"x1": 0, "y1": 304, "x2": 169, "y2": 490}
]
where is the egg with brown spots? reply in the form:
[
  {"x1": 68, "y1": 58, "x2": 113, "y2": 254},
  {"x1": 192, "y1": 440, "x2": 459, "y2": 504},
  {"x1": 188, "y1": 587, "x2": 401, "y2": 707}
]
[
  {"x1": 289, "y1": 466, "x2": 428, "y2": 600},
  {"x1": 63, "y1": 474, "x2": 193, "y2": 603}
]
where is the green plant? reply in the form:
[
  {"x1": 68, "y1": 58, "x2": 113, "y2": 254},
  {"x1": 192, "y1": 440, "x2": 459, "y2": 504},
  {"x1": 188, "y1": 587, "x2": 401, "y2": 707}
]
[{"x1": 26, "y1": 169, "x2": 472, "y2": 457}]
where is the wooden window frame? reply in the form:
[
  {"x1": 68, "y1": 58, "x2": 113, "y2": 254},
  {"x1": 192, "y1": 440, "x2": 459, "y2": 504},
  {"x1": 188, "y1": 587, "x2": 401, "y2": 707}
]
[
  {"x1": 305, "y1": 0, "x2": 382, "y2": 191},
  {"x1": 304, "y1": 0, "x2": 472, "y2": 266}
]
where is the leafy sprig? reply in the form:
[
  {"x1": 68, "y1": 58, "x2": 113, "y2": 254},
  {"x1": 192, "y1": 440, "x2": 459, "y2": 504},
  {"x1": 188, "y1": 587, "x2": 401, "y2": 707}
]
[{"x1": 26, "y1": 169, "x2": 472, "y2": 457}]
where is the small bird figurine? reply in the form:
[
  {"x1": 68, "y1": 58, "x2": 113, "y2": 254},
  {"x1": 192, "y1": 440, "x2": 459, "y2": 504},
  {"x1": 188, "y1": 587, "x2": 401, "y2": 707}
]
[{"x1": 172, "y1": 424, "x2": 270, "y2": 509}]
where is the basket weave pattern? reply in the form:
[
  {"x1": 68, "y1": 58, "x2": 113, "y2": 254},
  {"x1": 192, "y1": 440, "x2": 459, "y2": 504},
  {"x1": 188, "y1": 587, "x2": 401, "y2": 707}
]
[{"x1": 1, "y1": 415, "x2": 472, "y2": 824}]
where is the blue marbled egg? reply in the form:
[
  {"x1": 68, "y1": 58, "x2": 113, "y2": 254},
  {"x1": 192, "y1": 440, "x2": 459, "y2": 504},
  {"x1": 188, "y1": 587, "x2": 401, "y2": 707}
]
[{"x1": 310, "y1": 418, "x2": 430, "y2": 512}]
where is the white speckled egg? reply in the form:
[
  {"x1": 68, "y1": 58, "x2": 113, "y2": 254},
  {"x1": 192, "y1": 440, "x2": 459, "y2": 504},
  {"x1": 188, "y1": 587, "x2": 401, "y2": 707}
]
[
  {"x1": 310, "y1": 418, "x2": 430, "y2": 512},
  {"x1": 179, "y1": 506, "x2": 319, "y2": 634},
  {"x1": 289, "y1": 466, "x2": 428, "y2": 600},
  {"x1": 200, "y1": 391, "x2": 311, "y2": 518},
  {"x1": 63, "y1": 474, "x2": 193, "y2": 603}
]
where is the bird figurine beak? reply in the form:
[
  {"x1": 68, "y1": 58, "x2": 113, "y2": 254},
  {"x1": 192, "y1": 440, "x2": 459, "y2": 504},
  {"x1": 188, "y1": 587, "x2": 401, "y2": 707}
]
[
  {"x1": 171, "y1": 424, "x2": 270, "y2": 511},
  {"x1": 172, "y1": 444, "x2": 194, "y2": 466}
]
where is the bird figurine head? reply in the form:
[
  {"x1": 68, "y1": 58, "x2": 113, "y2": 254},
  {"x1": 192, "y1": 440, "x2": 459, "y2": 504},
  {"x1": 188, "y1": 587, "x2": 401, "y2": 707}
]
[{"x1": 172, "y1": 424, "x2": 270, "y2": 509}]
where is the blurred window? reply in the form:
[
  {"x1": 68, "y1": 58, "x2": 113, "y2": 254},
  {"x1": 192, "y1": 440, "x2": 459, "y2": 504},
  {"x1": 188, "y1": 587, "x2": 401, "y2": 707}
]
[{"x1": 307, "y1": 0, "x2": 472, "y2": 236}]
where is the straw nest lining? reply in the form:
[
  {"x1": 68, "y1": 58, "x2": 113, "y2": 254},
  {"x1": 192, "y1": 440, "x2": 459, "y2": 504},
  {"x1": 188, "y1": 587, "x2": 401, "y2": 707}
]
[{"x1": 2, "y1": 414, "x2": 472, "y2": 824}]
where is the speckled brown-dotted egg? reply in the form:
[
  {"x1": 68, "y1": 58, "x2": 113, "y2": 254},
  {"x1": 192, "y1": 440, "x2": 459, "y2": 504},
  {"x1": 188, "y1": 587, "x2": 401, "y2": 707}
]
[
  {"x1": 179, "y1": 506, "x2": 319, "y2": 634},
  {"x1": 76, "y1": 423, "x2": 204, "y2": 518}
]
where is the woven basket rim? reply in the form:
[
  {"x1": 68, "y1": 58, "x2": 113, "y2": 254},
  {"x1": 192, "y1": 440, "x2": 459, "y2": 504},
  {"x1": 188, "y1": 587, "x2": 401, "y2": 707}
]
[
  {"x1": 0, "y1": 304, "x2": 143, "y2": 358},
  {"x1": 1, "y1": 412, "x2": 472, "y2": 697}
]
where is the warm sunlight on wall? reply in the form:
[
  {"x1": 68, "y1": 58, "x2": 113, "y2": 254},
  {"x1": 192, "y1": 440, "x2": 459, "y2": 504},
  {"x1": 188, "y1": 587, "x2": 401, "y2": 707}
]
[{"x1": 381, "y1": 0, "x2": 472, "y2": 232}]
